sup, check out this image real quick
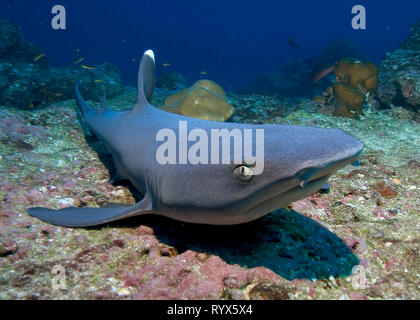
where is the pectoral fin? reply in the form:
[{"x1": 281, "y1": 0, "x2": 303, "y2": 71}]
[{"x1": 27, "y1": 194, "x2": 153, "y2": 227}]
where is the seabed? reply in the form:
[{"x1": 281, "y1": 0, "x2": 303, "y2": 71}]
[{"x1": 0, "y1": 89, "x2": 419, "y2": 300}]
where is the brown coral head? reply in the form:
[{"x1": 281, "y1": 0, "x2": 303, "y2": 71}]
[
  {"x1": 333, "y1": 82, "x2": 365, "y2": 119},
  {"x1": 161, "y1": 80, "x2": 235, "y2": 122},
  {"x1": 334, "y1": 59, "x2": 379, "y2": 92}
]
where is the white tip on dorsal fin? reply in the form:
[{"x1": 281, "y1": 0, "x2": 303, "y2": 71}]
[
  {"x1": 134, "y1": 49, "x2": 156, "y2": 113},
  {"x1": 145, "y1": 50, "x2": 155, "y2": 62}
]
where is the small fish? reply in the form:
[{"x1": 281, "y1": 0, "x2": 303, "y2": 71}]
[
  {"x1": 73, "y1": 57, "x2": 86, "y2": 65},
  {"x1": 200, "y1": 71, "x2": 207, "y2": 75},
  {"x1": 94, "y1": 79, "x2": 103, "y2": 83},
  {"x1": 162, "y1": 63, "x2": 171, "y2": 67},
  {"x1": 313, "y1": 65, "x2": 336, "y2": 82},
  {"x1": 81, "y1": 65, "x2": 97, "y2": 70},
  {"x1": 286, "y1": 37, "x2": 300, "y2": 49},
  {"x1": 33, "y1": 53, "x2": 45, "y2": 62}
]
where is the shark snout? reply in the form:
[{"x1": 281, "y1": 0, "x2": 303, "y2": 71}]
[{"x1": 296, "y1": 128, "x2": 364, "y2": 185}]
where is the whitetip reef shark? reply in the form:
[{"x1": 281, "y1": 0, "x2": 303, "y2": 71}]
[{"x1": 28, "y1": 50, "x2": 363, "y2": 227}]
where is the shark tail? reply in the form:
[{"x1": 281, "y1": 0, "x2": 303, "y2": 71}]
[{"x1": 75, "y1": 81, "x2": 97, "y2": 120}]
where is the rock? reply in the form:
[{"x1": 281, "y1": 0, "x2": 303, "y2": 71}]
[
  {"x1": 0, "y1": 19, "x2": 48, "y2": 67},
  {"x1": 377, "y1": 19, "x2": 420, "y2": 111},
  {"x1": 157, "y1": 72, "x2": 189, "y2": 91},
  {"x1": 400, "y1": 19, "x2": 420, "y2": 50},
  {"x1": 375, "y1": 182, "x2": 398, "y2": 199},
  {"x1": 368, "y1": 229, "x2": 384, "y2": 239},
  {"x1": 0, "y1": 20, "x2": 22, "y2": 54},
  {"x1": 243, "y1": 282, "x2": 289, "y2": 300},
  {"x1": 44, "y1": 63, "x2": 123, "y2": 103},
  {"x1": 377, "y1": 49, "x2": 420, "y2": 111},
  {"x1": 244, "y1": 60, "x2": 313, "y2": 97}
]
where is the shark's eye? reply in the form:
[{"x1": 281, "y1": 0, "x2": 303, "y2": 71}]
[{"x1": 233, "y1": 165, "x2": 254, "y2": 182}]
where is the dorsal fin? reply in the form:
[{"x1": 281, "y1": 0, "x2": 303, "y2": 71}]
[
  {"x1": 134, "y1": 50, "x2": 155, "y2": 112},
  {"x1": 100, "y1": 90, "x2": 109, "y2": 114}
]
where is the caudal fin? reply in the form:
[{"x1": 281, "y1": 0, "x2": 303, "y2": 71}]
[{"x1": 75, "y1": 81, "x2": 96, "y2": 119}]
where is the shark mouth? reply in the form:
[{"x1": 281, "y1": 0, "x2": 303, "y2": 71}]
[{"x1": 237, "y1": 152, "x2": 362, "y2": 224}]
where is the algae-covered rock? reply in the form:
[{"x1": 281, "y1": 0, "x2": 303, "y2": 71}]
[
  {"x1": 400, "y1": 18, "x2": 420, "y2": 51},
  {"x1": 0, "y1": 20, "x2": 22, "y2": 55},
  {"x1": 377, "y1": 19, "x2": 420, "y2": 111},
  {"x1": 45, "y1": 63, "x2": 123, "y2": 102},
  {"x1": 0, "y1": 19, "x2": 48, "y2": 68},
  {"x1": 156, "y1": 72, "x2": 189, "y2": 91},
  {"x1": 0, "y1": 62, "x2": 46, "y2": 109},
  {"x1": 377, "y1": 49, "x2": 420, "y2": 111},
  {"x1": 160, "y1": 80, "x2": 235, "y2": 121}
]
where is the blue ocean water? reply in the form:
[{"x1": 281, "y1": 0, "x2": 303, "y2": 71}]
[{"x1": 1, "y1": 0, "x2": 419, "y2": 89}]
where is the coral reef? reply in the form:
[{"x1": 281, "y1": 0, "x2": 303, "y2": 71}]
[
  {"x1": 0, "y1": 19, "x2": 123, "y2": 109},
  {"x1": 400, "y1": 19, "x2": 420, "y2": 51},
  {"x1": 0, "y1": 91, "x2": 418, "y2": 300},
  {"x1": 244, "y1": 38, "x2": 365, "y2": 98},
  {"x1": 0, "y1": 18, "x2": 419, "y2": 302},
  {"x1": 159, "y1": 80, "x2": 235, "y2": 121},
  {"x1": 0, "y1": 20, "x2": 48, "y2": 68},
  {"x1": 156, "y1": 72, "x2": 189, "y2": 91},
  {"x1": 377, "y1": 51, "x2": 420, "y2": 111},
  {"x1": 377, "y1": 19, "x2": 420, "y2": 111}
]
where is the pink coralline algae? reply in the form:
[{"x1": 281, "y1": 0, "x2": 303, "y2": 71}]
[
  {"x1": 0, "y1": 112, "x2": 47, "y2": 140},
  {"x1": 129, "y1": 250, "x2": 283, "y2": 300}
]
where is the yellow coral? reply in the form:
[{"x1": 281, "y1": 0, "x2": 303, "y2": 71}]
[
  {"x1": 327, "y1": 59, "x2": 379, "y2": 118},
  {"x1": 334, "y1": 59, "x2": 379, "y2": 92},
  {"x1": 160, "y1": 80, "x2": 235, "y2": 121},
  {"x1": 333, "y1": 82, "x2": 365, "y2": 119}
]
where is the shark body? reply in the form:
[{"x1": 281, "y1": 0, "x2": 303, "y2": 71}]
[{"x1": 28, "y1": 50, "x2": 363, "y2": 227}]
